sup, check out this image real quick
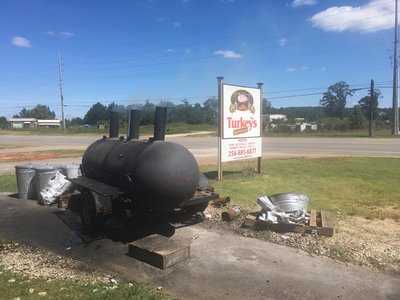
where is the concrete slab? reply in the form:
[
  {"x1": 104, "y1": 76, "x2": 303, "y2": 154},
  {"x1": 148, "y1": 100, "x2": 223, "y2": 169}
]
[{"x1": 0, "y1": 195, "x2": 399, "y2": 300}]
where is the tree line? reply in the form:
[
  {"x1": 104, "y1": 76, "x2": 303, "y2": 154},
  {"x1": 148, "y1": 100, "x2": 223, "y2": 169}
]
[{"x1": 0, "y1": 81, "x2": 395, "y2": 131}]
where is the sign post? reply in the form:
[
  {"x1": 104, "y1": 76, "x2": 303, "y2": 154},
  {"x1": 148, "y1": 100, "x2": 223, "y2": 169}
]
[
  {"x1": 217, "y1": 76, "x2": 224, "y2": 181},
  {"x1": 217, "y1": 79, "x2": 263, "y2": 181},
  {"x1": 256, "y1": 82, "x2": 263, "y2": 174}
]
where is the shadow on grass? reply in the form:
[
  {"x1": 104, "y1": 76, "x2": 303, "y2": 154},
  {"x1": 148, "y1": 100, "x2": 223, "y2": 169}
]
[{"x1": 203, "y1": 168, "x2": 260, "y2": 180}]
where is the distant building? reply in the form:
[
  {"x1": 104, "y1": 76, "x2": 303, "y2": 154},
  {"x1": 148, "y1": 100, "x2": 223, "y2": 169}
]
[
  {"x1": 37, "y1": 119, "x2": 61, "y2": 128},
  {"x1": 8, "y1": 118, "x2": 61, "y2": 129},
  {"x1": 298, "y1": 122, "x2": 318, "y2": 132},
  {"x1": 8, "y1": 118, "x2": 37, "y2": 129},
  {"x1": 268, "y1": 114, "x2": 287, "y2": 122}
]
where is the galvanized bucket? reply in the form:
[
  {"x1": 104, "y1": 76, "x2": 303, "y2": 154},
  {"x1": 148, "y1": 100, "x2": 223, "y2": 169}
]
[
  {"x1": 15, "y1": 165, "x2": 36, "y2": 200},
  {"x1": 269, "y1": 193, "x2": 310, "y2": 212},
  {"x1": 64, "y1": 164, "x2": 81, "y2": 179},
  {"x1": 32, "y1": 165, "x2": 56, "y2": 202}
]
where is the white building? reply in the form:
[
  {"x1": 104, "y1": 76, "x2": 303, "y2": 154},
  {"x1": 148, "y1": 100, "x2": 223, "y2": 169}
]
[
  {"x1": 37, "y1": 119, "x2": 61, "y2": 128},
  {"x1": 298, "y1": 123, "x2": 318, "y2": 132},
  {"x1": 8, "y1": 118, "x2": 37, "y2": 129},
  {"x1": 268, "y1": 114, "x2": 287, "y2": 122},
  {"x1": 8, "y1": 118, "x2": 61, "y2": 129}
]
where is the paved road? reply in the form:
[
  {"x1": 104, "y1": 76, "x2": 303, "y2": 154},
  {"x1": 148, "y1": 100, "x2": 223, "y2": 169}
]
[
  {"x1": 1, "y1": 134, "x2": 400, "y2": 160},
  {"x1": 0, "y1": 195, "x2": 398, "y2": 300}
]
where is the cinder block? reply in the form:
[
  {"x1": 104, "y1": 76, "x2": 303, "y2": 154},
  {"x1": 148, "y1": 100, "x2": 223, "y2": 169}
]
[{"x1": 128, "y1": 234, "x2": 190, "y2": 269}]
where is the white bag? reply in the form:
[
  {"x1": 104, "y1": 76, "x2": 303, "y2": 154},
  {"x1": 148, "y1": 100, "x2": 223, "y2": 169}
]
[{"x1": 40, "y1": 171, "x2": 72, "y2": 205}]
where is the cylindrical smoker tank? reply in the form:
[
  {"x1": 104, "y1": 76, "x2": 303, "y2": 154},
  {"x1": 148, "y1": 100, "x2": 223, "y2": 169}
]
[{"x1": 81, "y1": 138, "x2": 200, "y2": 212}]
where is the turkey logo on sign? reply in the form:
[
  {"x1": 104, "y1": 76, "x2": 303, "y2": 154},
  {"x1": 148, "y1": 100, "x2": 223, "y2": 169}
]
[{"x1": 229, "y1": 90, "x2": 255, "y2": 114}]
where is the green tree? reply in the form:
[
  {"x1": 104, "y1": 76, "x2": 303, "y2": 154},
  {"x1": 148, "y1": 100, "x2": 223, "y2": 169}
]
[
  {"x1": 350, "y1": 105, "x2": 366, "y2": 129},
  {"x1": 83, "y1": 102, "x2": 108, "y2": 125},
  {"x1": 320, "y1": 81, "x2": 353, "y2": 119},
  {"x1": 0, "y1": 116, "x2": 7, "y2": 129},
  {"x1": 358, "y1": 89, "x2": 380, "y2": 120},
  {"x1": 67, "y1": 117, "x2": 84, "y2": 126},
  {"x1": 203, "y1": 97, "x2": 218, "y2": 124},
  {"x1": 262, "y1": 98, "x2": 272, "y2": 115},
  {"x1": 15, "y1": 104, "x2": 56, "y2": 119}
]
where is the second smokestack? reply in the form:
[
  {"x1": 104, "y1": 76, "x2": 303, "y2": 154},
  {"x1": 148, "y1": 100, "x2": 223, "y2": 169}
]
[{"x1": 153, "y1": 106, "x2": 167, "y2": 141}]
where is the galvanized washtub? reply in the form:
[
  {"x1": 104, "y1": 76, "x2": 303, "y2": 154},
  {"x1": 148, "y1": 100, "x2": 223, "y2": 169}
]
[{"x1": 268, "y1": 193, "x2": 310, "y2": 212}]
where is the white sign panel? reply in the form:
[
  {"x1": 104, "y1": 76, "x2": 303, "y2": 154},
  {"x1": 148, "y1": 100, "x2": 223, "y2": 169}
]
[
  {"x1": 220, "y1": 83, "x2": 262, "y2": 162},
  {"x1": 221, "y1": 137, "x2": 262, "y2": 162},
  {"x1": 222, "y1": 84, "x2": 261, "y2": 139}
]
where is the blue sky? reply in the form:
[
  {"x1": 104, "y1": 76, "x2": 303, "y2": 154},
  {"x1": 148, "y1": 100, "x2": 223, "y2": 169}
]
[{"x1": 0, "y1": 0, "x2": 396, "y2": 118}]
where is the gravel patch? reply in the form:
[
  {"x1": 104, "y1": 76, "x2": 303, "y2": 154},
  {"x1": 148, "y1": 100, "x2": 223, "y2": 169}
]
[
  {"x1": 0, "y1": 241, "x2": 116, "y2": 283},
  {"x1": 203, "y1": 205, "x2": 400, "y2": 275}
]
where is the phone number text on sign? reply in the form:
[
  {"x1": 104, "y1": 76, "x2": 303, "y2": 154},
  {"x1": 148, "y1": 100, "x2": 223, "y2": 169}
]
[{"x1": 221, "y1": 137, "x2": 262, "y2": 162}]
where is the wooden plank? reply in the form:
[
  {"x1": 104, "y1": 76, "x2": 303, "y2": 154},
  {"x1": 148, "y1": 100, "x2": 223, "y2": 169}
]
[
  {"x1": 320, "y1": 210, "x2": 336, "y2": 237},
  {"x1": 309, "y1": 209, "x2": 317, "y2": 227},
  {"x1": 128, "y1": 234, "x2": 190, "y2": 269}
]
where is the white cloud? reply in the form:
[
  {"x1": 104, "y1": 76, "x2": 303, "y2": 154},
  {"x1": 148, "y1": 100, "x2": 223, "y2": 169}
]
[
  {"x1": 172, "y1": 21, "x2": 182, "y2": 28},
  {"x1": 46, "y1": 31, "x2": 75, "y2": 38},
  {"x1": 213, "y1": 49, "x2": 242, "y2": 59},
  {"x1": 292, "y1": 0, "x2": 317, "y2": 8},
  {"x1": 310, "y1": 0, "x2": 394, "y2": 33},
  {"x1": 59, "y1": 32, "x2": 75, "y2": 38},
  {"x1": 278, "y1": 38, "x2": 288, "y2": 47},
  {"x1": 286, "y1": 66, "x2": 309, "y2": 72},
  {"x1": 166, "y1": 48, "x2": 175, "y2": 53},
  {"x1": 11, "y1": 36, "x2": 32, "y2": 48}
]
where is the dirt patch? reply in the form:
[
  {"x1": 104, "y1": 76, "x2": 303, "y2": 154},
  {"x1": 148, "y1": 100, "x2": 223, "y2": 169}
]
[
  {"x1": 0, "y1": 150, "x2": 83, "y2": 163},
  {"x1": 0, "y1": 241, "x2": 115, "y2": 283},
  {"x1": 203, "y1": 205, "x2": 400, "y2": 275}
]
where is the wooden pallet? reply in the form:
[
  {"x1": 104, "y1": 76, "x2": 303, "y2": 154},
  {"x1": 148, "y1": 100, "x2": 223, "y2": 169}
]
[{"x1": 253, "y1": 209, "x2": 336, "y2": 237}]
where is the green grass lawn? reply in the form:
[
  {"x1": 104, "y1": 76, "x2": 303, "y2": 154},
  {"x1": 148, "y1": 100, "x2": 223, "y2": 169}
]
[
  {"x1": 0, "y1": 122, "x2": 215, "y2": 136},
  {"x1": 0, "y1": 266, "x2": 167, "y2": 300},
  {"x1": 2, "y1": 157, "x2": 399, "y2": 219},
  {"x1": 0, "y1": 175, "x2": 16, "y2": 193},
  {"x1": 265, "y1": 128, "x2": 395, "y2": 138},
  {"x1": 205, "y1": 157, "x2": 400, "y2": 220}
]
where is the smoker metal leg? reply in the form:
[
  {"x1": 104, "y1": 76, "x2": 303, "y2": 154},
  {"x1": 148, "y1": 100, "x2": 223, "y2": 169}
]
[{"x1": 80, "y1": 189, "x2": 101, "y2": 234}]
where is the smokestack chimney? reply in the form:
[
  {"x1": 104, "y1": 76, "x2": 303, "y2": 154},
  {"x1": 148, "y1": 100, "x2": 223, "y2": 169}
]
[
  {"x1": 109, "y1": 111, "x2": 119, "y2": 138},
  {"x1": 127, "y1": 109, "x2": 140, "y2": 140},
  {"x1": 153, "y1": 106, "x2": 167, "y2": 141}
]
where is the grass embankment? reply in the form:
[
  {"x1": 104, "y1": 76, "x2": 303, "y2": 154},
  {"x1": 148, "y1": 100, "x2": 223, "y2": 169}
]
[
  {"x1": 0, "y1": 266, "x2": 166, "y2": 300},
  {"x1": 0, "y1": 175, "x2": 16, "y2": 193},
  {"x1": 206, "y1": 157, "x2": 400, "y2": 220},
  {"x1": 265, "y1": 129, "x2": 394, "y2": 138},
  {"x1": 2, "y1": 157, "x2": 399, "y2": 219},
  {"x1": 0, "y1": 122, "x2": 215, "y2": 136},
  {"x1": 0, "y1": 149, "x2": 84, "y2": 163}
]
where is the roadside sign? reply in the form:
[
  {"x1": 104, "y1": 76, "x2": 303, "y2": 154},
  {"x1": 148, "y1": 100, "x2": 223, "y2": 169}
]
[
  {"x1": 217, "y1": 78, "x2": 263, "y2": 180},
  {"x1": 221, "y1": 137, "x2": 262, "y2": 162},
  {"x1": 222, "y1": 84, "x2": 261, "y2": 139}
]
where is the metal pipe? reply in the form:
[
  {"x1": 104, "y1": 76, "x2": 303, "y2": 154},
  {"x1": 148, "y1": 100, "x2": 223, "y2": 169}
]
[
  {"x1": 109, "y1": 111, "x2": 119, "y2": 138},
  {"x1": 153, "y1": 106, "x2": 167, "y2": 141},
  {"x1": 127, "y1": 109, "x2": 140, "y2": 140}
]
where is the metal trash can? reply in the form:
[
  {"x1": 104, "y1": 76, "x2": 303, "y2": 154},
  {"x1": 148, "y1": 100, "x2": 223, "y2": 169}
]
[
  {"x1": 64, "y1": 164, "x2": 81, "y2": 179},
  {"x1": 32, "y1": 165, "x2": 56, "y2": 202},
  {"x1": 15, "y1": 165, "x2": 35, "y2": 200}
]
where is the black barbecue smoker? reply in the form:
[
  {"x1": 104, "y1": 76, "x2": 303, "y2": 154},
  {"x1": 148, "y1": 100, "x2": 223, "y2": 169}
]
[{"x1": 70, "y1": 107, "x2": 217, "y2": 232}]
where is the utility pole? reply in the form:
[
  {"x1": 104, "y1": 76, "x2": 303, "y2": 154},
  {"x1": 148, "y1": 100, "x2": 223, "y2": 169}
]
[
  {"x1": 393, "y1": 0, "x2": 399, "y2": 136},
  {"x1": 58, "y1": 54, "x2": 66, "y2": 131},
  {"x1": 369, "y1": 79, "x2": 374, "y2": 137}
]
